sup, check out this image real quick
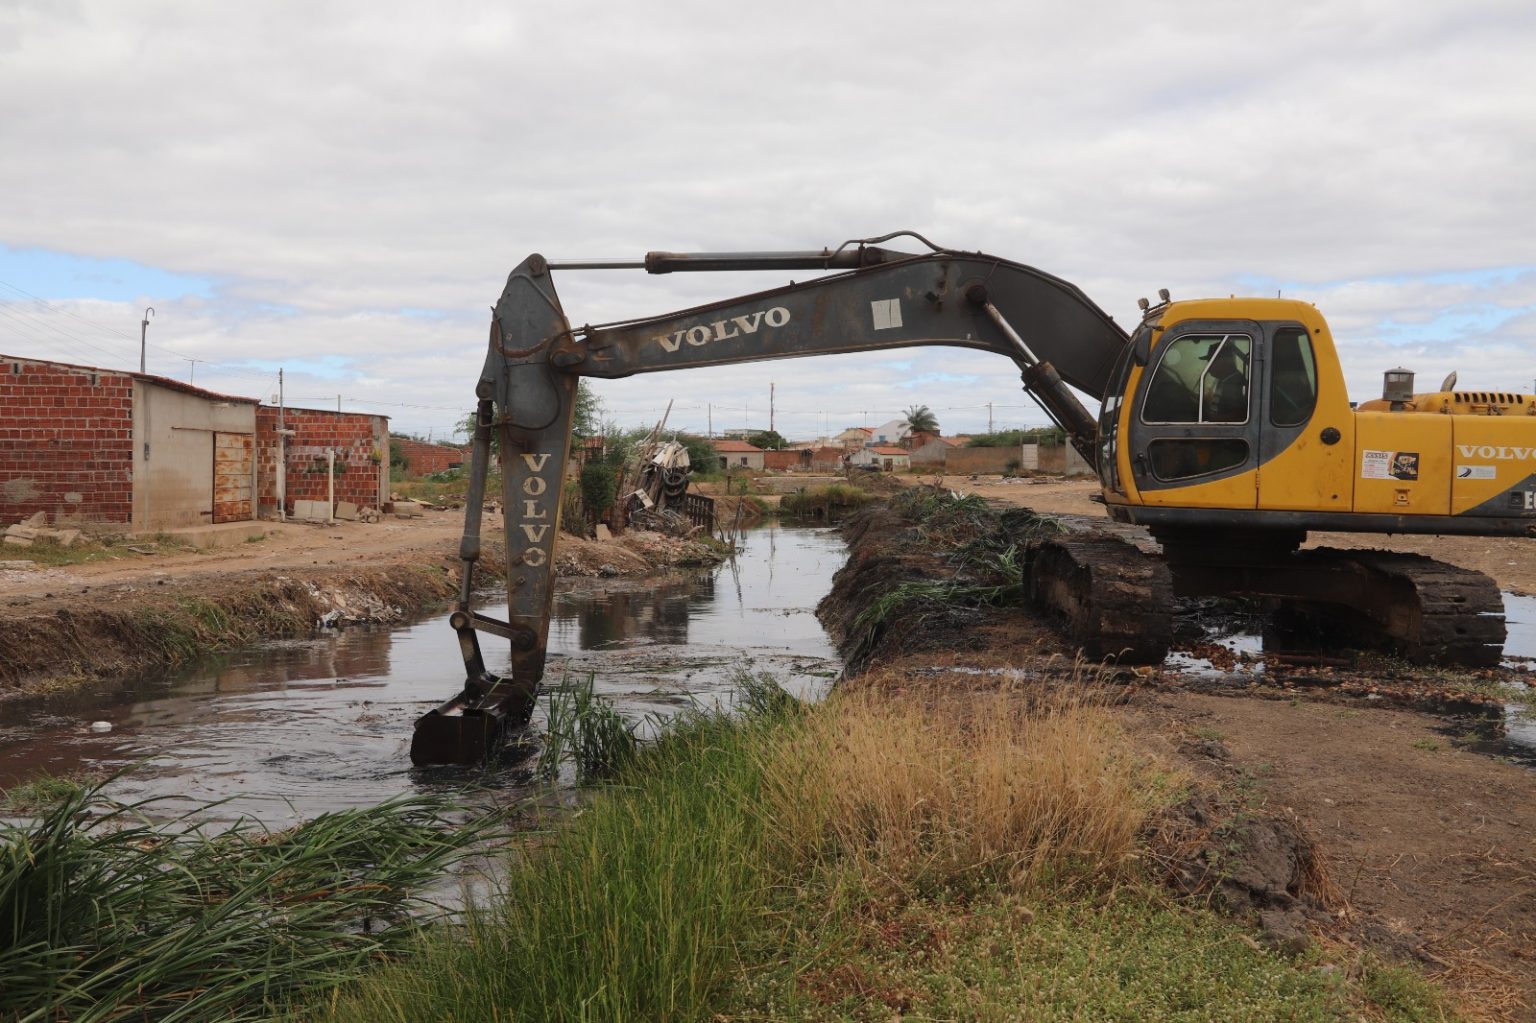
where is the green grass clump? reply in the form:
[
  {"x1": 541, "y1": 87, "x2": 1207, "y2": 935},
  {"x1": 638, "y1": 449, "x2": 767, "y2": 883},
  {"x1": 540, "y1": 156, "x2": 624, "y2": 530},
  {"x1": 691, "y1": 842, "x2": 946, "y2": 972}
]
[
  {"x1": 728, "y1": 886, "x2": 1457, "y2": 1021},
  {"x1": 0, "y1": 779, "x2": 500, "y2": 1022},
  {"x1": 539, "y1": 674, "x2": 640, "y2": 784},
  {"x1": 322, "y1": 710, "x2": 774, "y2": 1023},
  {"x1": 3, "y1": 536, "x2": 122, "y2": 567},
  {"x1": 0, "y1": 771, "x2": 99, "y2": 812}
]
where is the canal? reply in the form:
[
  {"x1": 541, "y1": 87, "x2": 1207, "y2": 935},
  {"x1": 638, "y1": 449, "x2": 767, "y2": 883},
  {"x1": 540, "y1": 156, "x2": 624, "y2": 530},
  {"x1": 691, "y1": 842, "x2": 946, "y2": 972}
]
[{"x1": 0, "y1": 523, "x2": 846, "y2": 822}]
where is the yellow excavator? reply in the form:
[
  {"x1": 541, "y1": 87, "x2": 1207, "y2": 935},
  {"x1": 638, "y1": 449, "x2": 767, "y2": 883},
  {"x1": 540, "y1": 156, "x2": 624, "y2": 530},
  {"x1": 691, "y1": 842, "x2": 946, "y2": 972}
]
[{"x1": 413, "y1": 231, "x2": 1529, "y2": 763}]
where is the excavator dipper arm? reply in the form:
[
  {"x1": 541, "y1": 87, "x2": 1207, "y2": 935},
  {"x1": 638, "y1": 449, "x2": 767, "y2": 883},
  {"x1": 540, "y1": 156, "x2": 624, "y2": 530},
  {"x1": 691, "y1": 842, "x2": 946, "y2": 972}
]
[{"x1": 410, "y1": 240, "x2": 1128, "y2": 764}]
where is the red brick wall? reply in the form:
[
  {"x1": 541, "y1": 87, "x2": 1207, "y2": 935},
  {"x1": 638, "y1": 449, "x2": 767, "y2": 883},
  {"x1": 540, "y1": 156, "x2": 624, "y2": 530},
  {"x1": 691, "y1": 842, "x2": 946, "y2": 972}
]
[
  {"x1": 0, "y1": 357, "x2": 134, "y2": 525},
  {"x1": 255, "y1": 406, "x2": 385, "y2": 514},
  {"x1": 945, "y1": 446, "x2": 1023, "y2": 475},
  {"x1": 763, "y1": 449, "x2": 811, "y2": 471},
  {"x1": 393, "y1": 438, "x2": 466, "y2": 477}
]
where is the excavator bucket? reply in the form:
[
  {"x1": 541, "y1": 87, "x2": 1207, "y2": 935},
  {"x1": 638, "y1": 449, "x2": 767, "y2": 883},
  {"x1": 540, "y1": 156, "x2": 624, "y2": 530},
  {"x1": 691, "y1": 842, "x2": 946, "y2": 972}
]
[
  {"x1": 410, "y1": 609, "x2": 540, "y2": 765},
  {"x1": 409, "y1": 683, "x2": 538, "y2": 765}
]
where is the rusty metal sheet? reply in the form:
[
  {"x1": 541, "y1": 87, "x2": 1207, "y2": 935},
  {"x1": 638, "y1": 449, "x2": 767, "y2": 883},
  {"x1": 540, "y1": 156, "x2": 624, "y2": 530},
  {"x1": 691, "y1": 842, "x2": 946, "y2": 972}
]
[{"x1": 213, "y1": 432, "x2": 253, "y2": 523}]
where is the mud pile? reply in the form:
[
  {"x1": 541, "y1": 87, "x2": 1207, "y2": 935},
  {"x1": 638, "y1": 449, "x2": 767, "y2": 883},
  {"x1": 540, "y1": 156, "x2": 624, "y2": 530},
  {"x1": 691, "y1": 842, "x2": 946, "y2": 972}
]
[{"x1": 816, "y1": 490, "x2": 1067, "y2": 673}]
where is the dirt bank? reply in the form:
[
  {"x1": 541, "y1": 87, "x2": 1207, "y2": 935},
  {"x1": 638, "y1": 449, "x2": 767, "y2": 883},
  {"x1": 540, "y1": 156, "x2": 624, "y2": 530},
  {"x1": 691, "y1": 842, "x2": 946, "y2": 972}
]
[
  {"x1": 0, "y1": 509, "x2": 724, "y2": 697},
  {"x1": 823, "y1": 486, "x2": 1536, "y2": 1020}
]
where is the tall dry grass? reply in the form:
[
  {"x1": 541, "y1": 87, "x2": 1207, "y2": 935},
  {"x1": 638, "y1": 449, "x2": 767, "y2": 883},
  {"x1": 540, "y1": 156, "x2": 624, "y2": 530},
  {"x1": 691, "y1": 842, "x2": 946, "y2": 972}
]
[
  {"x1": 759, "y1": 685, "x2": 1164, "y2": 894},
  {"x1": 316, "y1": 679, "x2": 1178, "y2": 1022}
]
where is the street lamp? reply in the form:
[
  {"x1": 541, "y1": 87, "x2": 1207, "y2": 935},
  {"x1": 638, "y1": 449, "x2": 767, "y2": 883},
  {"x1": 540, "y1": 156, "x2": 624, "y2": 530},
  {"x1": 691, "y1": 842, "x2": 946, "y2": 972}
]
[{"x1": 140, "y1": 307, "x2": 155, "y2": 373}]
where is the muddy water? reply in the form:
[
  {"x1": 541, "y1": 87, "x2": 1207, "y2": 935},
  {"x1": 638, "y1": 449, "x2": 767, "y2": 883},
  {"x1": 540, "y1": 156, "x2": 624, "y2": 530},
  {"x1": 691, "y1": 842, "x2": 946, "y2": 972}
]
[
  {"x1": 1166, "y1": 595, "x2": 1536, "y2": 763},
  {"x1": 0, "y1": 524, "x2": 844, "y2": 824}
]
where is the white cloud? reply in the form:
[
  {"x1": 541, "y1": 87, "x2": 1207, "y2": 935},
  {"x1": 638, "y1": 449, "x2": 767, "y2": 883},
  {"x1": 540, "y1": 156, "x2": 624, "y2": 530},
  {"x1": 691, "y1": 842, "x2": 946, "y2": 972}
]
[{"x1": 1, "y1": 0, "x2": 1533, "y2": 437}]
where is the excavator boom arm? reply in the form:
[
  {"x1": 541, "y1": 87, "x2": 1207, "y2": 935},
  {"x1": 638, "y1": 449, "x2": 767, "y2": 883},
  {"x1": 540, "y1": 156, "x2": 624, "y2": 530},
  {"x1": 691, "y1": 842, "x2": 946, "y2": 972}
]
[{"x1": 411, "y1": 241, "x2": 1128, "y2": 764}]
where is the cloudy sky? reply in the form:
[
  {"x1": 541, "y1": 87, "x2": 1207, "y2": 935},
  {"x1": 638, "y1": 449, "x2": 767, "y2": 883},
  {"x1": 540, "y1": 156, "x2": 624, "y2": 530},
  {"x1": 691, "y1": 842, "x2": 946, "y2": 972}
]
[{"x1": 2, "y1": 0, "x2": 1533, "y2": 442}]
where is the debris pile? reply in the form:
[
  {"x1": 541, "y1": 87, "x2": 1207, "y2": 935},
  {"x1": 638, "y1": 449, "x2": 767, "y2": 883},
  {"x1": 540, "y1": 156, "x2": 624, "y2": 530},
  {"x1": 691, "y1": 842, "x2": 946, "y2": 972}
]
[
  {"x1": 627, "y1": 507, "x2": 700, "y2": 538},
  {"x1": 3, "y1": 511, "x2": 81, "y2": 548}
]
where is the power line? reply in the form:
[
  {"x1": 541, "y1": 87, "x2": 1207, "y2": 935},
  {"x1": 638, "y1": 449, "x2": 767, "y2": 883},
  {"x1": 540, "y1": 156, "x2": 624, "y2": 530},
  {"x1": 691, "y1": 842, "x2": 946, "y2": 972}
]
[
  {"x1": 0, "y1": 279, "x2": 140, "y2": 343},
  {"x1": 0, "y1": 302, "x2": 135, "y2": 365},
  {"x1": 0, "y1": 281, "x2": 284, "y2": 384},
  {"x1": 286, "y1": 396, "x2": 470, "y2": 412}
]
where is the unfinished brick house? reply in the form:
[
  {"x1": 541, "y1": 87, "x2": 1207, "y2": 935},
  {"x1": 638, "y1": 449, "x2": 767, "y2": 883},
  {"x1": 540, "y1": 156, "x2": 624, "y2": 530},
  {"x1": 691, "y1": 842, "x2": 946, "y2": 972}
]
[
  {"x1": 1, "y1": 354, "x2": 391, "y2": 531},
  {"x1": 254, "y1": 406, "x2": 390, "y2": 518},
  {"x1": 1, "y1": 354, "x2": 259, "y2": 532},
  {"x1": 391, "y1": 436, "x2": 466, "y2": 478}
]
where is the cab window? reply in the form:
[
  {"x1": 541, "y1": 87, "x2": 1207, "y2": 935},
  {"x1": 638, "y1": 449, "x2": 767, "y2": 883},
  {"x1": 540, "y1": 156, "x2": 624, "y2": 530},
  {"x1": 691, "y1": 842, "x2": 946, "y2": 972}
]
[
  {"x1": 1148, "y1": 438, "x2": 1249, "y2": 480},
  {"x1": 1269, "y1": 327, "x2": 1317, "y2": 427},
  {"x1": 1141, "y1": 334, "x2": 1252, "y2": 425}
]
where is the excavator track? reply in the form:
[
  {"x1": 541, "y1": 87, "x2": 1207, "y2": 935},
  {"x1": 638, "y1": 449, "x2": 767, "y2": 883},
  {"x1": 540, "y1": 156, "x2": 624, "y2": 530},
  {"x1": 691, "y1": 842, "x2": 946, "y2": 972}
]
[
  {"x1": 1028, "y1": 534, "x2": 1174, "y2": 663},
  {"x1": 1293, "y1": 548, "x2": 1507, "y2": 667}
]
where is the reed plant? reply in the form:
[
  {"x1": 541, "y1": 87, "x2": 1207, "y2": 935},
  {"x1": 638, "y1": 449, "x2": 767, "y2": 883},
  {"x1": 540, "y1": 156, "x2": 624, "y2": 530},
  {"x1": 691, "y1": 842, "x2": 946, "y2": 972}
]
[
  {"x1": 538, "y1": 674, "x2": 639, "y2": 783},
  {"x1": 0, "y1": 779, "x2": 500, "y2": 1022},
  {"x1": 320, "y1": 709, "x2": 774, "y2": 1023}
]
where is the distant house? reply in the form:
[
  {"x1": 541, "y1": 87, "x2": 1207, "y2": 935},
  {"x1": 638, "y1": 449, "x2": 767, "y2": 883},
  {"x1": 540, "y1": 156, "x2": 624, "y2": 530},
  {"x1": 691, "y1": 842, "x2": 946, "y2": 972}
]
[
  {"x1": 851, "y1": 445, "x2": 911, "y2": 472},
  {"x1": 763, "y1": 448, "x2": 811, "y2": 471},
  {"x1": 392, "y1": 437, "x2": 467, "y2": 477},
  {"x1": 909, "y1": 435, "x2": 967, "y2": 467},
  {"x1": 809, "y1": 446, "x2": 847, "y2": 472},
  {"x1": 257, "y1": 407, "x2": 391, "y2": 517},
  {"x1": 834, "y1": 427, "x2": 872, "y2": 450},
  {"x1": 906, "y1": 429, "x2": 939, "y2": 450},
  {"x1": 712, "y1": 438, "x2": 765, "y2": 470},
  {"x1": 868, "y1": 419, "x2": 911, "y2": 447},
  {"x1": 573, "y1": 435, "x2": 606, "y2": 471}
]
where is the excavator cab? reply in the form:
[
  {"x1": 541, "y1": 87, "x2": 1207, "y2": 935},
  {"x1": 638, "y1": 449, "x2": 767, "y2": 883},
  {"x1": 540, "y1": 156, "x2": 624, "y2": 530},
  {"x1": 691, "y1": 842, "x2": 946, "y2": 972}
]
[{"x1": 1101, "y1": 301, "x2": 1356, "y2": 525}]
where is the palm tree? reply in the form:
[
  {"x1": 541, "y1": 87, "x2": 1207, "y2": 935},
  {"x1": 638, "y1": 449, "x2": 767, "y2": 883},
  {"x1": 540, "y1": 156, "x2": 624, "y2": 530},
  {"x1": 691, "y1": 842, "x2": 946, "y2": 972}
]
[{"x1": 904, "y1": 404, "x2": 939, "y2": 435}]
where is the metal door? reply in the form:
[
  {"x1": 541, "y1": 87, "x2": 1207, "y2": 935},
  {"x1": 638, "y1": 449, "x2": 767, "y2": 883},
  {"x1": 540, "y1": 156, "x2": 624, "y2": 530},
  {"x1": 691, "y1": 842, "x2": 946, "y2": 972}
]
[{"x1": 213, "y1": 432, "x2": 253, "y2": 523}]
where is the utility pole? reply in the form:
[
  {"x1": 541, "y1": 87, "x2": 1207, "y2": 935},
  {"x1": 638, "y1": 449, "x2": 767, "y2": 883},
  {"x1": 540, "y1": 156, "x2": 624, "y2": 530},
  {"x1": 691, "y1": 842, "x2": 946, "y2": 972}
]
[
  {"x1": 708, "y1": 402, "x2": 713, "y2": 438},
  {"x1": 278, "y1": 369, "x2": 287, "y2": 522},
  {"x1": 139, "y1": 307, "x2": 154, "y2": 373},
  {"x1": 987, "y1": 402, "x2": 993, "y2": 433},
  {"x1": 187, "y1": 358, "x2": 202, "y2": 384},
  {"x1": 770, "y1": 382, "x2": 775, "y2": 434},
  {"x1": 337, "y1": 394, "x2": 342, "y2": 412}
]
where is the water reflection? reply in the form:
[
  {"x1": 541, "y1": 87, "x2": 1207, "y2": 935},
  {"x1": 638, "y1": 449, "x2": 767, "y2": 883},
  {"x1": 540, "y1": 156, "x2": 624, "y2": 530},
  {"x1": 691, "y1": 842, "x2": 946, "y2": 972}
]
[
  {"x1": 1164, "y1": 593, "x2": 1536, "y2": 765},
  {"x1": 0, "y1": 524, "x2": 845, "y2": 823},
  {"x1": 558, "y1": 573, "x2": 713, "y2": 650}
]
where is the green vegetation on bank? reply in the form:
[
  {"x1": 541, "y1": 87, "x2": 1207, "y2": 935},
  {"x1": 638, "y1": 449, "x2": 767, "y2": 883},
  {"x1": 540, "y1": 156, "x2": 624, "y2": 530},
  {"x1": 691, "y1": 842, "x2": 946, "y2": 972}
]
[
  {"x1": 0, "y1": 771, "x2": 100, "y2": 812},
  {"x1": 1, "y1": 531, "x2": 199, "y2": 568},
  {"x1": 0, "y1": 781, "x2": 502, "y2": 1022},
  {"x1": 966, "y1": 425, "x2": 1065, "y2": 447},
  {"x1": 312, "y1": 679, "x2": 1454, "y2": 1022},
  {"x1": 779, "y1": 482, "x2": 876, "y2": 519},
  {"x1": 840, "y1": 487, "x2": 1068, "y2": 666}
]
